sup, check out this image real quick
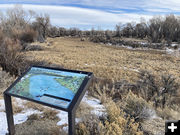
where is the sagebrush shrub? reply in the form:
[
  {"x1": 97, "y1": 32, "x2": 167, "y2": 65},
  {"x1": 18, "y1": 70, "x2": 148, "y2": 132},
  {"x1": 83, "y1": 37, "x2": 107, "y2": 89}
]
[
  {"x1": 0, "y1": 36, "x2": 52, "y2": 76},
  {"x1": 0, "y1": 38, "x2": 24, "y2": 76},
  {"x1": 20, "y1": 27, "x2": 37, "y2": 43},
  {"x1": 0, "y1": 70, "x2": 14, "y2": 96},
  {"x1": 24, "y1": 44, "x2": 43, "y2": 51},
  {"x1": 136, "y1": 70, "x2": 179, "y2": 109},
  {"x1": 137, "y1": 70, "x2": 158, "y2": 101},
  {"x1": 76, "y1": 114, "x2": 105, "y2": 135},
  {"x1": 124, "y1": 92, "x2": 153, "y2": 122}
]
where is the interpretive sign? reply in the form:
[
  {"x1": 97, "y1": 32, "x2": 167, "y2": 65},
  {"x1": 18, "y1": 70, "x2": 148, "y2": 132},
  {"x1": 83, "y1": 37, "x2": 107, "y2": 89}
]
[{"x1": 4, "y1": 66, "x2": 93, "y2": 135}]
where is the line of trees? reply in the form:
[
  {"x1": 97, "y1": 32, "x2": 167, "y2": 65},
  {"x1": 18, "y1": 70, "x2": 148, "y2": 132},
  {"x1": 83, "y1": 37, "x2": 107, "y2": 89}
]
[
  {"x1": 117, "y1": 15, "x2": 180, "y2": 43},
  {"x1": 1, "y1": 6, "x2": 180, "y2": 46},
  {"x1": 47, "y1": 15, "x2": 180, "y2": 45}
]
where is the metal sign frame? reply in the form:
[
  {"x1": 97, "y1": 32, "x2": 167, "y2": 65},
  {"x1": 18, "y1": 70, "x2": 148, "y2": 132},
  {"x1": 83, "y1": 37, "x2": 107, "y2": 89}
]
[{"x1": 4, "y1": 65, "x2": 93, "y2": 135}]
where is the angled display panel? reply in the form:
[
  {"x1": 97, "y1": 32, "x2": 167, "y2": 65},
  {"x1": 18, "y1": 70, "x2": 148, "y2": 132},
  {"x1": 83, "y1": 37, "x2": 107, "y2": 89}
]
[{"x1": 5, "y1": 66, "x2": 90, "y2": 110}]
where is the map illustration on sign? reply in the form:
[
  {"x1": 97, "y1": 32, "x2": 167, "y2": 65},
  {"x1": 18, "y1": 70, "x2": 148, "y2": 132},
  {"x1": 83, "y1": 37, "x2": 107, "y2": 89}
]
[{"x1": 7, "y1": 67, "x2": 87, "y2": 108}]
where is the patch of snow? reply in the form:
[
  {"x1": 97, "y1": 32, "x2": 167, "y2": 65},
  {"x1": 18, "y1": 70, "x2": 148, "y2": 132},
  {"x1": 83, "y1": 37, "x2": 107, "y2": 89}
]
[
  {"x1": 0, "y1": 100, "x2": 5, "y2": 112},
  {"x1": 166, "y1": 48, "x2": 174, "y2": 54},
  {"x1": 56, "y1": 92, "x2": 106, "y2": 133},
  {"x1": 76, "y1": 118, "x2": 82, "y2": 123},
  {"x1": 56, "y1": 111, "x2": 82, "y2": 133},
  {"x1": 0, "y1": 109, "x2": 41, "y2": 135},
  {"x1": 171, "y1": 43, "x2": 178, "y2": 47},
  {"x1": 107, "y1": 43, "x2": 112, "y2": 46},
  {"x1": 0, "y1": 98, "x2": 26, "y2": 112},
  {"x1": 14, "y1": 98, "x2": 27, "y2": 108},
  {"x1": 63, "y1": 126, "x2": 68, "y2": 132},
  {"x1": 122, "y1": 67, "x2": 139, "y2": 73},
  {"x1": 140, "y1": 42, "x2": 148, "y2": 45},
  {"x1": 165, "y1": 47, "x2": 180, "y2": 57},
  {"x1": 143, "y1": 107, "x2": 158, "y2": 119},
  {"x1": 14, "y1": 109, "x2": 42, "y2": 125},
  {"x1": 82, "y1": 93, "x2": 106, "y2": 116},
  {"x1": 0, "y1": 112, "x2": 8, "y2": 135},
  {"x1": 84, "y1": 64, "x2": 96, "y2": 66},
  {"x1": 121, "y1": 45, "x2": 133, "y2": 49},
  {"x1": 56, "y1": 111, "x2": 68, "y2": 126},
  {"x1": 0, "y1": 99, "x2": 41, "y2": 135},
  {"x1": 0, "y1": 93, "x2": 107, "y2": 134}
]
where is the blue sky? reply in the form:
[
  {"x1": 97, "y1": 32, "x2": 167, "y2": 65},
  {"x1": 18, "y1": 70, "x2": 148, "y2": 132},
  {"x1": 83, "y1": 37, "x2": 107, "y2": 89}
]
[{"x1": 0, "y1": 0, "x2": 180, "y2": 30}]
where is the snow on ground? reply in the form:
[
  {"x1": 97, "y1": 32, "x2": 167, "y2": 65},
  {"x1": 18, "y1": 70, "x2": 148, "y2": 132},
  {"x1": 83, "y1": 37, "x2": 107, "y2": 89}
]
[
  {"x1": 56, "y1": 92, "x2": 106, "y2": 132},
  {"x1": 122, "y1": 67, "x2": 140, "y2": 73},
  {"x1": 171, "y1": 43, "x2": 178, "y2": 47},
  {"x1": 0, "y1": 100, "x2": 5, "y2": 112},
  {"x1": 166, "y1": 47, "x2": 180, "y2": 57},
  {"x1": 14, "y1": 109, "x2": 42, "y2": 125},
  {"x1": 0, "y1": 93, "x2": 106, "y2": 134},
  {"x1": 107, "y1": 42, "x2": 180, "y2": 57},
  {"x1": 82, "y1": 92, "x2": 106, "y2": 116},
  {"x1": 166, "y1": 48, "x2": 174, "y2": 54},
  {"x1": 0, "y1": 112, "x2": 7, "y2": 135},
  {"x1": 0, "y1": 98, "x2": 42, "y2": 135}
]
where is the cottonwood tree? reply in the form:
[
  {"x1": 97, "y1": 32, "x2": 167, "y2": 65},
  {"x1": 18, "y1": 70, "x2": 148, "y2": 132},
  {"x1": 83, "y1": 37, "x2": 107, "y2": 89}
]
[
  {"x1": 105, "y1": 30, "x2": 113, "y2": 40},
  {"x1": 163, "y1": 14, "x2": 179, "y2": 43},
  {"x1": 115, "y1": 23, "x2": 122, "y2": 37},
  {"x1": 69, "y1": 28, "x2": 81, "y2": 37},
  {"x1": 33, "y1": 14, "x2": 50, "y2": 39},
  {"x1": 148, "y1": 16, "x2": 164, "y2": 43},
  {"x1": 122, "y1": 23, "x2": 135, "y2": 38},
  {"x1": 135, "y1": 22, "x2": 147, "y2": 39}
]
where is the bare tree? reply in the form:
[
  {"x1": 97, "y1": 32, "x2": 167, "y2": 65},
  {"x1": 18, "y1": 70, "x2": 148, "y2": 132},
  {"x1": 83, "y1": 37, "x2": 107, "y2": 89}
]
[
  {"x1": 115, "y1": 23, "x2": 122, "y2": 37},
  {"x1": 148, "y1": 16, "x2": 164, "y2": 43},
  {"x1": 163, "y1": 14, "x2": 179, "y2": 43},
  {"x1": 34, "y1": 14, "x2": 50, "y2": 39},
  {"x1": 122, "y1": 22, "x2": 135, "y2": 38}
]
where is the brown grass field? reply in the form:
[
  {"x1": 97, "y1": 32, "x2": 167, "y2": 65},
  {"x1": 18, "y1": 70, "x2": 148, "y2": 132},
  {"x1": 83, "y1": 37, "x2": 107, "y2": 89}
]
[
  {"x1": 25, "y1": 37, "x2": 180, "y2": 83},
  {"x1": 0, "y1": 37, "x2": 180, "y2": 134}
]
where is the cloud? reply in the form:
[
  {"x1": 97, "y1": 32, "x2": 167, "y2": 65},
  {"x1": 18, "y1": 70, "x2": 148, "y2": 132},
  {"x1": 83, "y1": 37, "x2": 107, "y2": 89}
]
[
  {"x1": 1, "y1": 0, "x2": 180, "y2": 13},
  {"x1": 0, "y1": 4, "x2": 153, "y2": 30},
  {"x1": 144, "y1": 0, "x2": 180, "y2": 13},
  {"x1": 1, "y1": 0, "x2": 180, "y2": 29}
]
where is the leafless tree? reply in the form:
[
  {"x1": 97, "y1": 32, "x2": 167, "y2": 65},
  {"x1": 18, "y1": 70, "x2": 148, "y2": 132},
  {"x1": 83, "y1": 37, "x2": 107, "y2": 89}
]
[
  {"x1": 122, "y1": 22, "x2": 135, "y2": 38},
  {"x1": 33, "y1": 14, "x2": 50, "y2": 39},
  {"x1": 115, "y1": 23, "x2": 122, "y2": 37},
  {"x1": 148, "y1": 16, "x2": 164, "y2": 42}
]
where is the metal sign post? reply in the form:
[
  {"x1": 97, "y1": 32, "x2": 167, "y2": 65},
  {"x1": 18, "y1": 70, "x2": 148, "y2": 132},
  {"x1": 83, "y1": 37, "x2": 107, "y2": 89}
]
[{"x1": 4, "y1": 66, "x2": 93, "y2": 135}]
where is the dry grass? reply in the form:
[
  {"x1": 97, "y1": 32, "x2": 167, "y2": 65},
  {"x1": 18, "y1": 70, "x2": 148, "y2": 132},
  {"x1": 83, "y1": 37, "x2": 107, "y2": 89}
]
[
  {"x1": 42, "y1": 109, "x2": 59, "y2": 121},
  {"x1": 24, "y1": 102, "x2": 46, "y2": 112},
  {"x1": 156, "y1": 106, "x2": 180, "y2": 120},
  {"x1": 12, "y1": 102, "x2": 23, "y2": 114},
  {"x1": 24, "y1": 37, "x2": 180, "y2": 83},
  {"x1": 1, "y1": 37, "x2": 179, "y2": 134},
  {"x1": 76, "y1": 102, "x2": 93, "y2": 118},
  {"x1": 14, "y1": 108, "x2": 63, "y2": 135},
  {"x1": 141, "y1": 118, "x2": 165, "y2": 135},
  {"x1": 24, "y1": 37, "x2": 180, "y2": 119},
  {"x1": 24, "y1": 102, "x2": 60, "y2": 120},
  {"x1": 15, "y1": 115, "x2": 65, "y2": 135},
  {"x1": 0, "y1": 69, "x2": 15, "y2": 99}
]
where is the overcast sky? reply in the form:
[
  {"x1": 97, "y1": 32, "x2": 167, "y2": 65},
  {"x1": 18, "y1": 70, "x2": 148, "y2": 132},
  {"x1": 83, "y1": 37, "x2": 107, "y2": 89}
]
[{"x1": 0, "y1": 0, "x2": 180, "y2": 30}]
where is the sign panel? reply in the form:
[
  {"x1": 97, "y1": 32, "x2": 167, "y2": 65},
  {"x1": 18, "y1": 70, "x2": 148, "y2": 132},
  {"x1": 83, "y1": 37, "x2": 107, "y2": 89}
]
[{"x1": 7, "y1": 67, "x2": 88, "y2": 109}]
